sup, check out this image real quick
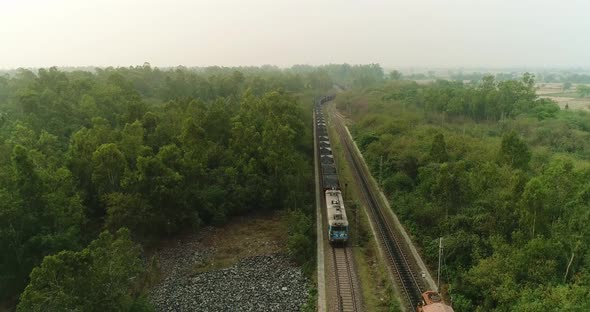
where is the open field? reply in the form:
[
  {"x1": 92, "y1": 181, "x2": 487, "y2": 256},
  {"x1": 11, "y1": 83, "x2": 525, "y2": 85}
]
[
  {"x1": 543, "y1": 96, "x2": 590, "y2": 111},
  {"x1": 537, "y1": 83, "x2": 590, "y2": 111},
  {"x1": 536, "y1": 82, "x2": 567, "y2": 95},
  {"x1": 409, "y1": 81, "x2": 590, "y2": 111}
]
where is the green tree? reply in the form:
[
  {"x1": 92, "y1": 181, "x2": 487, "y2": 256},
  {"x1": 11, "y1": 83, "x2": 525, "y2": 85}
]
[
  {"x1": 134, "y1": 152, "x2": 186, "y2": 234},
  {"x1": 532, "y1": 99, "x2": 560, "y2": 120},
  {"x1": 520, "y1": 178, "x2": 548, "y2": 238},
  {"x1": 92, "y1": 143, "x2": 126, "y2": 195},
  {"x1": 514, "y1": 284, "x2": 590, "y2": 312},
  {"x1": 119, "y1": 120, "x2": 150, "y2": 167},
  {"x1": 286, "y1": 209, "x2": 313, "y2": 272},
  {"x1": 389, "y1": 70, "x2": 402, "y2": 80},
  {"x1": 18, "y1": 228, "x2": 151, "y2": 312},
  {"x1": 428, "y1": 133, "x2": 449, "y2": 163},
  {"x1": 104, "y1": 193, "x2": 153, "y2": 235},
  {"x1": 577, "y1": 84, "x2": 590, "y2": 97},
  {"x1": 498, "y1": 131, "x2": 531, "y2": 169},
  {"x1": 0, "y1": 146, "x2": 84, "y2": 300}
]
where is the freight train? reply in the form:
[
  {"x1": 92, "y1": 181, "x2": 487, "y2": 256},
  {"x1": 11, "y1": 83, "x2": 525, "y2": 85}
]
[
  {"x1": 315, "y1": 95, "x2": 349, "y2": 244},
  {"x1": 316, "y1": 97, "x2": 454, "y2": 311}
]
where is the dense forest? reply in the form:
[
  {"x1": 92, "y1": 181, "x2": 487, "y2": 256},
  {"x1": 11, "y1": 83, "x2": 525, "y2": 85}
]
[
  {"x1": 11, "y1": 63, "x2": 589, "y2": 311},
  {"x1": 336, "y1": 75, "x2": 590, "y2": 311},
  {"x1": 0, "y1": 64, "x2": 384, "y2": 310}
]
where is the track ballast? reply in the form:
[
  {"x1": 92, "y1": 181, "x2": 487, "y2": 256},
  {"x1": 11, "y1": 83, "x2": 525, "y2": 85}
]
[{"x1": 314, "y1": 98, "x2": 362, "y2": 312}]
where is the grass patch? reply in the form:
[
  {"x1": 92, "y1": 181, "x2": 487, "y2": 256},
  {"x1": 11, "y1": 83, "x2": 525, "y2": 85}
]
[{"x1": 353, "y1": 224, "x2": 396, "y2": 311}]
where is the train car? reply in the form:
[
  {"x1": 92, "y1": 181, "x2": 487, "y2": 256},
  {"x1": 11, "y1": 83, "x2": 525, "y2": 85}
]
[
  {"x1": 416, "y1": 291, "x2": 454, "y2": 312},
  {"x1": 320, "y1": 155, "x2": 334, "y2": 165},
  {"x1": 320, "y1": 147, "x2": 332, "y2": 155},
  {"x1": 325, "y1": 189, "x2": 349, "y2": 243},
  {"x1": 323, "y1": 174, "x2": 340, "y2": 190},
  {"x1": 321, "y1": 163, "x2": 336, "y2": 175},
  {"x1": 318, "y1": 95, "x2": 335, "y2": 104}
]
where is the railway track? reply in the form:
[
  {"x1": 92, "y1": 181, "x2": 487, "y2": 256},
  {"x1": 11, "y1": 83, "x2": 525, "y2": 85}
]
[
  {"x1": 332, "y1": 248, "x2": 358, "y2": 312},
  {"x1": 331, "y1": 109, "x2": 424, "y2": 311},
  {"x1": 314, "y1": 104, "x2": 362, "y2": 312}
]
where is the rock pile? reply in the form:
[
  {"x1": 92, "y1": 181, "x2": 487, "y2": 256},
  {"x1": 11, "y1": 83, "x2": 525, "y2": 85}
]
[{"x1": 150, "y1": 252, "x2": 309, "y2": 312}]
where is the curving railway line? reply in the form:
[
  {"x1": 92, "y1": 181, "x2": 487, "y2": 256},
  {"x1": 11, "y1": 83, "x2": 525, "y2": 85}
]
[{"x1": 330, "y1": 109, "x2": 425, "y2": 311}]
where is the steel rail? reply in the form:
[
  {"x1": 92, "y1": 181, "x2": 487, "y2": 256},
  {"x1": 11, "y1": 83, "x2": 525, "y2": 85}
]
[{"x1": 332, "y1": 110, "x2": 423, "y2": 310}]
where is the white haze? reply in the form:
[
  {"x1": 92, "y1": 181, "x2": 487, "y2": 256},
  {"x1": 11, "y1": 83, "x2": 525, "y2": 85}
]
[{"x1": 0, "y1": 0, "x2": 589, "y2": 69}]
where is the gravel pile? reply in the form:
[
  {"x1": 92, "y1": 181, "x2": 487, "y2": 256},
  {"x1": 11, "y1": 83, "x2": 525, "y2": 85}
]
[
  {"x1": 152, "y1": 232, "x2": 212, "y2": 277},
  {"x1": 150, "y1": 243, "x2": 309, "y2": 312}
]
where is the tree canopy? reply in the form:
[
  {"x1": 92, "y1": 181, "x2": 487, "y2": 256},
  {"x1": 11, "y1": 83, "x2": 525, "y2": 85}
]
[
  {"x1": 0, "y1": 64, "x2": 378, "y2": 307},
  {"x1": 17, "y1": 228, "x2": 149, "y2": 312},
  {"x1": 337, "y1": 74, "x2": 590, "y2": 310}
]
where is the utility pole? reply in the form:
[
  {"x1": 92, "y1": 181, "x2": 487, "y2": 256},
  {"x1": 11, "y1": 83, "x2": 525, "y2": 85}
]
[
  {"x1": 437, "y1": 237, "x2": 443, "y2": 292},
  {"x1": 355, "y1": 201, "x2": 359, "y2": 247},
  {"x1": 379, "y1": 156, "x2": 383, "y2": 187}
]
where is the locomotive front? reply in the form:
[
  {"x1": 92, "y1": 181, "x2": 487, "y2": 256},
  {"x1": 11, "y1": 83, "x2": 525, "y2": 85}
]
[{"x1": 326, "y1": 189, "x2": 349, "y2": 243}]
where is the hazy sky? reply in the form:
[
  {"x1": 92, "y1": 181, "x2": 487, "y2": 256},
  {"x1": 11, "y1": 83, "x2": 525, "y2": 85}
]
[{"x1": 1, "y1": 0, "x2": 589, "y2": 69}]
